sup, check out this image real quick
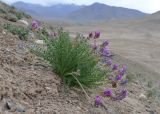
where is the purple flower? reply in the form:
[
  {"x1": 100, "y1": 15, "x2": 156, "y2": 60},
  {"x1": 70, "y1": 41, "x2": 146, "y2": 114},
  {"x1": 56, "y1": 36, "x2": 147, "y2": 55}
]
[
  {"x1": 102, "y1": 40, "x2": 109, "y2": 47},
  {"x1": 95, "y1": 95, "x2": 102, "y2": 106},
  {"x1": 102, "y1": 47, "x2": 110, "y2": 57},
  {"x1": 50, "y1": 32, "x2": 58, "y2": 37},
  {"x1": 106, "y1": 59, "x2": 112, "y2": 66},
  {"x1": 118, "y1": 68, "x2": 125, "y2": 76},
  {"x1": 89, "y1": 32, "x2": 93, "y2": 38},
  {"x1": 115, "y1": 75, "x2": 123, "y2": 81},
  {"x1": 118, "y1": 89, "x2": 128, "y2": 100},
  {"x1": 118, "y1": 65, "x2": 127, "y2": 75},
  {"x1": 94, "y1": 31, "x2": 100, "y2": 39},
  {"x1": 31, "y1": 20, "x2": 40, "y2": 30},
  {"x1": 112, "y1": 64, "x2": 118, "y2": 70},
  {"x1": 104, "y1": 89, "x2": 113, "y2": 97},
  {"x1": 115, "y1": 89, "x2": 128, "y2": 100},
  {"x1": 121, "y1": 89, "x2": 128, "y2": 96}
]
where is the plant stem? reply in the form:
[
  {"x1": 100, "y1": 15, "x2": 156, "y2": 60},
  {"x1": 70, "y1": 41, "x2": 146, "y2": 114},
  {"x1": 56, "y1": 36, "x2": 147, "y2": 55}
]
[{"x1": 71, "y1": 74, "x2": 90, "y2": 100}]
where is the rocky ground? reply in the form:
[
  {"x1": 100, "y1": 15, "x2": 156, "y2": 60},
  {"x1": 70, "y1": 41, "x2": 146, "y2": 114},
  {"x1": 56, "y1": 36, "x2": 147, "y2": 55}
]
[{"x1": 0, "y1": 16, "x2": 160, "y2": 114}]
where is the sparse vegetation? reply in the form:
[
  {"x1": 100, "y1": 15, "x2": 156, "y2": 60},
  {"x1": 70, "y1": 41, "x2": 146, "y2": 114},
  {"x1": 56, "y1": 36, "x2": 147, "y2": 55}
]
[
  {"x1": 126, "y1": 72, "x2": 135, "y2": 83},
  {"x1": 147, "y1": 83, "x2": 160, "y2": 104},
  {"x1": 4, "y1": 13, "x2": 18, "y2": 22},
  {"x1": 0, "y1": 8, "x2": 6, "y2": 14},
  {"x1": 3, "y1": 23, "x2": 29, "y2": 40},
  {"x1": 0, "y1": 1, "x2": 31, "y2": 21}
]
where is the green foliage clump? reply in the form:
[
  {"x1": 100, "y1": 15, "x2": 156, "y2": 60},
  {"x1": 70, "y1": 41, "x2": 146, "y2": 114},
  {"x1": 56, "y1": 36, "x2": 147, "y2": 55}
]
[
  {"x1": 4, "y1": 13, "x2": 18, "y2": 22},
  {"x1": 126, "y1": 72, "x2": 135, "y2": 83},
  {"x1": 0, "y1": 8, "x2": 6, "y2": 13},
  {"x1": 0, "y1": 2, "x2": 31, "y2": 20},
  {"x1": 15, "y1": 12, "x2": 27, "y2": 19},
  {"x1": 40, "y1": 27, "x2": 49, "y2": 37},
  {"x1": 3, "y1": 23, "x2": 29, "y2": 40},
  {"x1": 32, "y1": 30, "x2": 107, "y2": 87},
  {"x1": 147, "y1": 84, "x2": 160, "y2": 104}
]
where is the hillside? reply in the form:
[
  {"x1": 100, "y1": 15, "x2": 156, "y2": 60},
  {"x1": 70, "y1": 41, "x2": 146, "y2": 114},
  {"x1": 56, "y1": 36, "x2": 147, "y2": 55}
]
[
  {"x1": 12, "y1": 1, "x2": 84, "y2": 19},
  {"x1": 12, "y1": 1, "x2": 147, "y2": 22},
  {"x1": 67, "y1": 3, "x2": 147, "y2": 22},
  {"x1": 0, "y1": 1, "x2": 31, "y2": 22},
  {"x1": 0, "y1": 1, "x2": 160, "y2": 114},
  {"x1": 131, "y1": 11, "x2": 160, "y2": 31}
]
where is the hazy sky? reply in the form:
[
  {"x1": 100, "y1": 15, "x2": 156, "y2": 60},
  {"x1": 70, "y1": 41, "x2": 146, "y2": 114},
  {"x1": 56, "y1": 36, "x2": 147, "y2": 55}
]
[{"x1": 2, "y1": 0, "x2": 160, "y2": 13}]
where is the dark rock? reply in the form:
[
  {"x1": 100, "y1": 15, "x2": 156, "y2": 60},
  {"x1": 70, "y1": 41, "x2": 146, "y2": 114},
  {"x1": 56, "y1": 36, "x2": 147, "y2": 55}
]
[
  {"x1": 5, "y1": 100, "x2": 26, "y2": 112},
  {"x1": 6, "y1": 100, "x2": 16, "y2": 110}
]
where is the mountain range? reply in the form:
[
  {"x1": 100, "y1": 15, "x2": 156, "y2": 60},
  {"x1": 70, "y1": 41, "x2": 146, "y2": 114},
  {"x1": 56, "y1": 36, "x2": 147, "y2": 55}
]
[{"x1": 12, "y1": 1, "x2": 147, "y2": 22}]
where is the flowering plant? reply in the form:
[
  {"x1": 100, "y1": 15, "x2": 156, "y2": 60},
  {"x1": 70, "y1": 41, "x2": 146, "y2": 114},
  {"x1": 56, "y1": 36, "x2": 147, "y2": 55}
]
[
  {"x1": 87, "y1": 31, "x2": 128, "y2": 106},
  {"x1": 31, "y1": 23, "x2": 128, "y2": 105}
]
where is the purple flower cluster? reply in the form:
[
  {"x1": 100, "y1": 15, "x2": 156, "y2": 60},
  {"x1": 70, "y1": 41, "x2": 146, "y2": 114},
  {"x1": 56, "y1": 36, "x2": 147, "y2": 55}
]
[
  {"x1": 94, "y1": 31, "x2": 100, "y2": 39},
  {"x1": 104, "y1": 89, "x2": 113, "y2": 97},
  {"x1": 88, "y1": 31, "x2": 100, "y2": 39},
  {"x1": 31, "y1": 20, "x2": 40, "y2": 30},
  {"x1": 112, "y1": 64, "x2": 118, "y2": 70},
  {"x1": 50, "y1": 32, "x2": 58, "y2": 38},
  {"x1": 101, "y1": 47, "x2": 110, "y2": 57},
  {"x1": 102, "y1": 40, "x2": 109, "y2": 47},
  {"x1": 95, "y1": 95, "x2": 102, "y2": 106},
  {"x1": 106, "y1": 59, "x2": 112, "y2": 66},
  {"x1": 109, "y1": 64, "x2": 127, "y2": 84},
  {"x1": 92, "y1": 32, "x2": 128, "y2": 107}
]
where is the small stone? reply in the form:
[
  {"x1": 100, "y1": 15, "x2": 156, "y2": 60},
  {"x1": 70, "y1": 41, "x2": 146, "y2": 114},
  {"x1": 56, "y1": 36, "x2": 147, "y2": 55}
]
[
  {"x1": 16, "y1": 105, "x2": 26, "y2": 112},
  {"x1": 2, "y1": 31, "x2": 6, "y2": 35},
  {"x1": 35, "y1": 40, "x2": 44, "y2": 45},
  {"x1": 6, "y1": 100, "x2": 16, "y2": 110},
  {"x1": 139, "y1": 93, "x2": 147, "y2": 101},
  {"x1": 18, "y1": 19, "x2": 29, "y2": 26},
  {"x1": 133, "y1": 80, "x2": 139, "y2": 84},
  {"x1": 18, "y1": 43, "x2": 25, "y2": 50}
]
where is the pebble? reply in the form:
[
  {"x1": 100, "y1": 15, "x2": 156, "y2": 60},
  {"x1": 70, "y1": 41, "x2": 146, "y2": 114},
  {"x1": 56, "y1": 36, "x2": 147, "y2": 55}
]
[
  {"x1": 18, "y1": 19, "x2": 29, "y2": 26},
  {"x1": 18, "y1": 42, "x2": 26, "y2": 50},
  {"x1": 35, "y1": 40, "x2": 44, "y2": 45},
  {"x1": 16, "y1": 105, "x2": 26, "y2": 112},
  {"x1": 6, "y1": 100, "x2": 16, "y2": 110},
  {"x1": 5, "y1": 100, "x2": 26, "y2": 112},
  {"x1": 2, "y1": 31, "x2": 6, "y2": 35},
  {"x1": 139, "y1": 93, "x2": 147, "y2": 101}
]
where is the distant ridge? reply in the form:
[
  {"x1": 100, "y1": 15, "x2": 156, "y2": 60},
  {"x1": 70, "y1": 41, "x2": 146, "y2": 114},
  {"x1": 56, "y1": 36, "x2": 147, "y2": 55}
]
[
  {"x1": 12, "y1": 1, "x2": 147, "y2": 22},
  {"x1": 12, "y1": 1, "x2": 83, "y2": 19},
  {"x1": 67, "y1": 2, "x2": 147, "y2": 22}
]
